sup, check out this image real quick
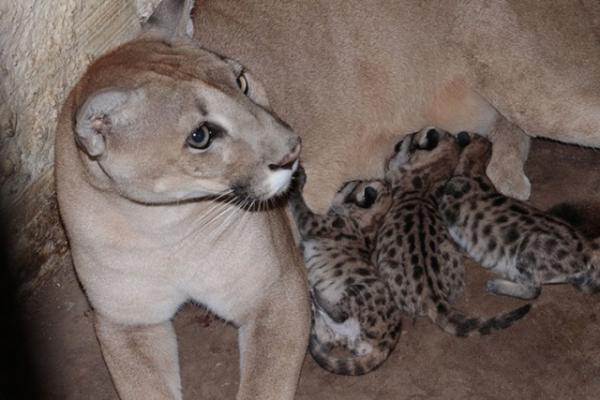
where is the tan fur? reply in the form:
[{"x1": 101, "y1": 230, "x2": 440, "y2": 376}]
[
  {"x1": 194, "y1": 0, "x2": 600, "y2": 209},
  {"x1": 55, "y1": 1, "x2": 310, "y2": 399}
]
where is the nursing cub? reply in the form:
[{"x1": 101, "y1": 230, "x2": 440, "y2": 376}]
[
  {"x1": 376, "y1": 129, "x2": 530, "y2": 336},
  {"x1": 289, "y1": 167, "x2": 402, "y2": 375},
  {"x1": 440, "y1": 133, "x2": 600, "y2": 299}
]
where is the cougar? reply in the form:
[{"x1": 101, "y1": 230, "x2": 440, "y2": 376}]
[{"x1": 55, "y1": 1, "x2": 310, "y2": 399}]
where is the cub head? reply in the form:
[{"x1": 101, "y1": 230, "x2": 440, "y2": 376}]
[
  {"x1": 72, "y1": 0, "x2": 300, "y2": 204},
  {"x1": 385, "y1": 127, "x2": 468, "y2": 189},
  {"x1": 329, "y1": 179, "x2": 392, "y2": 234}
]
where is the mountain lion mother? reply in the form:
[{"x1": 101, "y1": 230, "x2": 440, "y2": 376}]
[{"x1": 56, "y1": 0, "x2": 600, "y2": 399}]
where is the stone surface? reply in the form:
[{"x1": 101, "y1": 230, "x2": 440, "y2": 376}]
[{"x1": 0, "y1": 0, "x2": 160, "y2": 293}]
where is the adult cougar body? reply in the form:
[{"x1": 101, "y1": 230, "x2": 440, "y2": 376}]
[{"x1": 195, "y1": 0, "x2": 600, "y2": 212}]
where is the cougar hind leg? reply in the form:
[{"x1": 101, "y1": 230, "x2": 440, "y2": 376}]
[{"x1": 486, "y1": 117, "x2": 531, "y2": 201}]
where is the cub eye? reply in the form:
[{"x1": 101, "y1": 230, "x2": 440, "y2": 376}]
[
  {"x1": 186, "y1": 124, "x2": 213, "y2": 150},
  {"x1": 236, "y1": 73, "x2": 248, "y2": 95}
]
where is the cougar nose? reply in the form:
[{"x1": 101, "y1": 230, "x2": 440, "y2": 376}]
[{"x1": 269, "y1": 139, "x2": 302, "y2": 170}]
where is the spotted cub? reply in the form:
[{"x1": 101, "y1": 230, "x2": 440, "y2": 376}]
[
  {"x1": 288, "y1": 167, "x2": 402, "y2": 375},
  {"x1": 440, "y1": 133, "x2": 600, "y2": 299},
  {"x1": 376, "y1": 128, "x2": 530, "y2": 336}
]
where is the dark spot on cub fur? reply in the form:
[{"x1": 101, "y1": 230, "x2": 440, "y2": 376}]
[
  {"x1": 444, "y1": 210, "x2": 458, "y2": 225},
  {"x1": 412, "y1": 176, "x2": 423, "y2": 189},
  {"x1": 509, "y1": 204, "x2": 530, "y2": 214},
  {"x1": 416, "y1": 283, "x2": 423, "y2": 294},
  {"x1": 505, "y1": 228, "x2": 520, "y2": 244},
  {"x1": 431, "y1": 256, "x2": 440, "y2": 272},
  {"x1": 482, "y1": 224, "x2": 492, "y2": 236},
  {"x1": 395, "y1": 274, "x2": 404, "y2": 286},
  {"x1": 495, "y1": 215, "x2": 509, "y2": 224},
  {"x1": 413, "y1": 266, "x2": 424, "y2": 280},
  {"x1": 475, "y1": 177, "x2": 492, "y2": 192},
  {"x1": 428, "y1": 225, "x2": 436, "y2": 235},
  {"x1": 411, "y1": 254, "x2": 419, "y2": 265},
  {"x1": 492, "y1": 197, "x2": 507, "y2": 207},
  {"x1": 544, "y1": 238, "x2": 558, "y2": 253},
  {"x1": 332, "y1": 217, "x2": 345, "y2": 229},
  {"x1": 404, "y1": 219, "x2": 414, "y2": 234}
]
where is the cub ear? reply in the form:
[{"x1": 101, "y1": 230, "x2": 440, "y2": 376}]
[
  {"x1": 356, "y1": 187, "x2": 378, "y2": 209},
  {"x1": 142, "y1": 0, "x2": 194, "y2": 39},
  {"x1": 75, "y1": 89, "x2": 133, "y2": 157},
  {"x1": 457, "y1": 131, "x2": 471, "y2": 147},
  {"x1": 420, "y1": 128, "x2": 440, "y2": 150}
]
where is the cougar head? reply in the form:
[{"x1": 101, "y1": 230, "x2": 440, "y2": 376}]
[{"x1": 73, "y1": 0, "x2": 300, "y2": 204}]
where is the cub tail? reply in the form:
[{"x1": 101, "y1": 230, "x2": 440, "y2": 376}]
[
  {"x1": 425, "y1": 297, "x2": 531, "y2": 337},
  {"x1": 308, "y1": 331, "x2": 397, "y2": 376},
  {"x1": 307, "y1": 304, "x2": 401, "y2": 376}
]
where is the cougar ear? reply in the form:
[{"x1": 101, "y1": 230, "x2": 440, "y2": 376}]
[
  {"x1": 223, "y1": 58, "x2": 271, "y2": 107},
  {"x1": 75, "y1": 89, "x2": 133, "y2": 157},
  {"x1": 142, "y1": 0, "x2": 194, "y2": 39}
]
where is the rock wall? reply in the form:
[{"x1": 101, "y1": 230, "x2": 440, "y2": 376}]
[{"x1": 0, "y1": 0, "x2": 162, "y2": 294}]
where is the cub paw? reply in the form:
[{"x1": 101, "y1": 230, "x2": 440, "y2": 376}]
[
  {"x1": 486, "y1": 161, "x2": 531, "y2": 201},
  {"x1": 288, "y1": 165, "x2": 307, "y2": 200},
  {"x1": 293, "y1": 164, "x2": 307, "y2": 192},
  {"x1": 485, "y1": 279, "x2": 501, "y2": 295}
]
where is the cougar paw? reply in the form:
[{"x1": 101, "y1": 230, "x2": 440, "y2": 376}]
[{"x1": 486, "y1": 161, "x2": 531, "y2": 201}]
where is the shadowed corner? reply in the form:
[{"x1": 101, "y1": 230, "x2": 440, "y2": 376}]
[
  {"x1": 0, "y1": 209, "x2": 41, "y2": 400},
  {"x1": 546, "y1": 201, "x2": 600, "y2": 239}
]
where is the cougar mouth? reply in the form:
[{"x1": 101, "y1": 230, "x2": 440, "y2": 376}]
[{"x1": 231, "y1": 160, "x2": 299, "y2": 204}]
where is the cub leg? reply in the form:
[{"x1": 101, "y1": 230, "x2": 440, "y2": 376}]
[
  {"x1": 486, "y1": 116, "x2": 531, "y2": 200},
  {"x1": 288, "y1": 167, "x2": 333, "y2": 238},
  {"x1": 486, "y1": 278, "x2": 541, "y2": 300},
  {"x1": 94, "y1": 314, "x2": 181, "y2": 400},
  {"x1": 237, "y1": 273, "x2": 310, "y2": 400}
]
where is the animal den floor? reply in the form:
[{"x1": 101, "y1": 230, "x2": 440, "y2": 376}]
[{"x1": 23, "y1": 139, "x2": 600, "y2": 400}]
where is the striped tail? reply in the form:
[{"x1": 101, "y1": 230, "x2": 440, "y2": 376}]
[
  {"x1": 308, "y1": 332, "x2": 397, "y2": 376},
  {"x1": 425, "y1": 297, "x2": 531, "y2": 337}
]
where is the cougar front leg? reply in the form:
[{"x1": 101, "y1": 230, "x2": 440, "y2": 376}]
[
  {"x1": 237, "y1": 273, "x2": 310, "y2": 400},
  {"x1": 486, "y1": 116, "x2": 531, "y2": 200},
  {"x1": 95, "y1": 313, "x2": 181, "y2": 400}
]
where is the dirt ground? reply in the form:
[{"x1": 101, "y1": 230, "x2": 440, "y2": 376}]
[{"x1": 6, "y1": 139, "x2": 600, "y2": 399}]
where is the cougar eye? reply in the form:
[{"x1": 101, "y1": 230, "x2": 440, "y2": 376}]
[
  {"x1": 186, "y1": 124, "x2": 213, "y2": 150},
  {"x1": 236, "y1": 73, "x2": 248, "y2": 95}
]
